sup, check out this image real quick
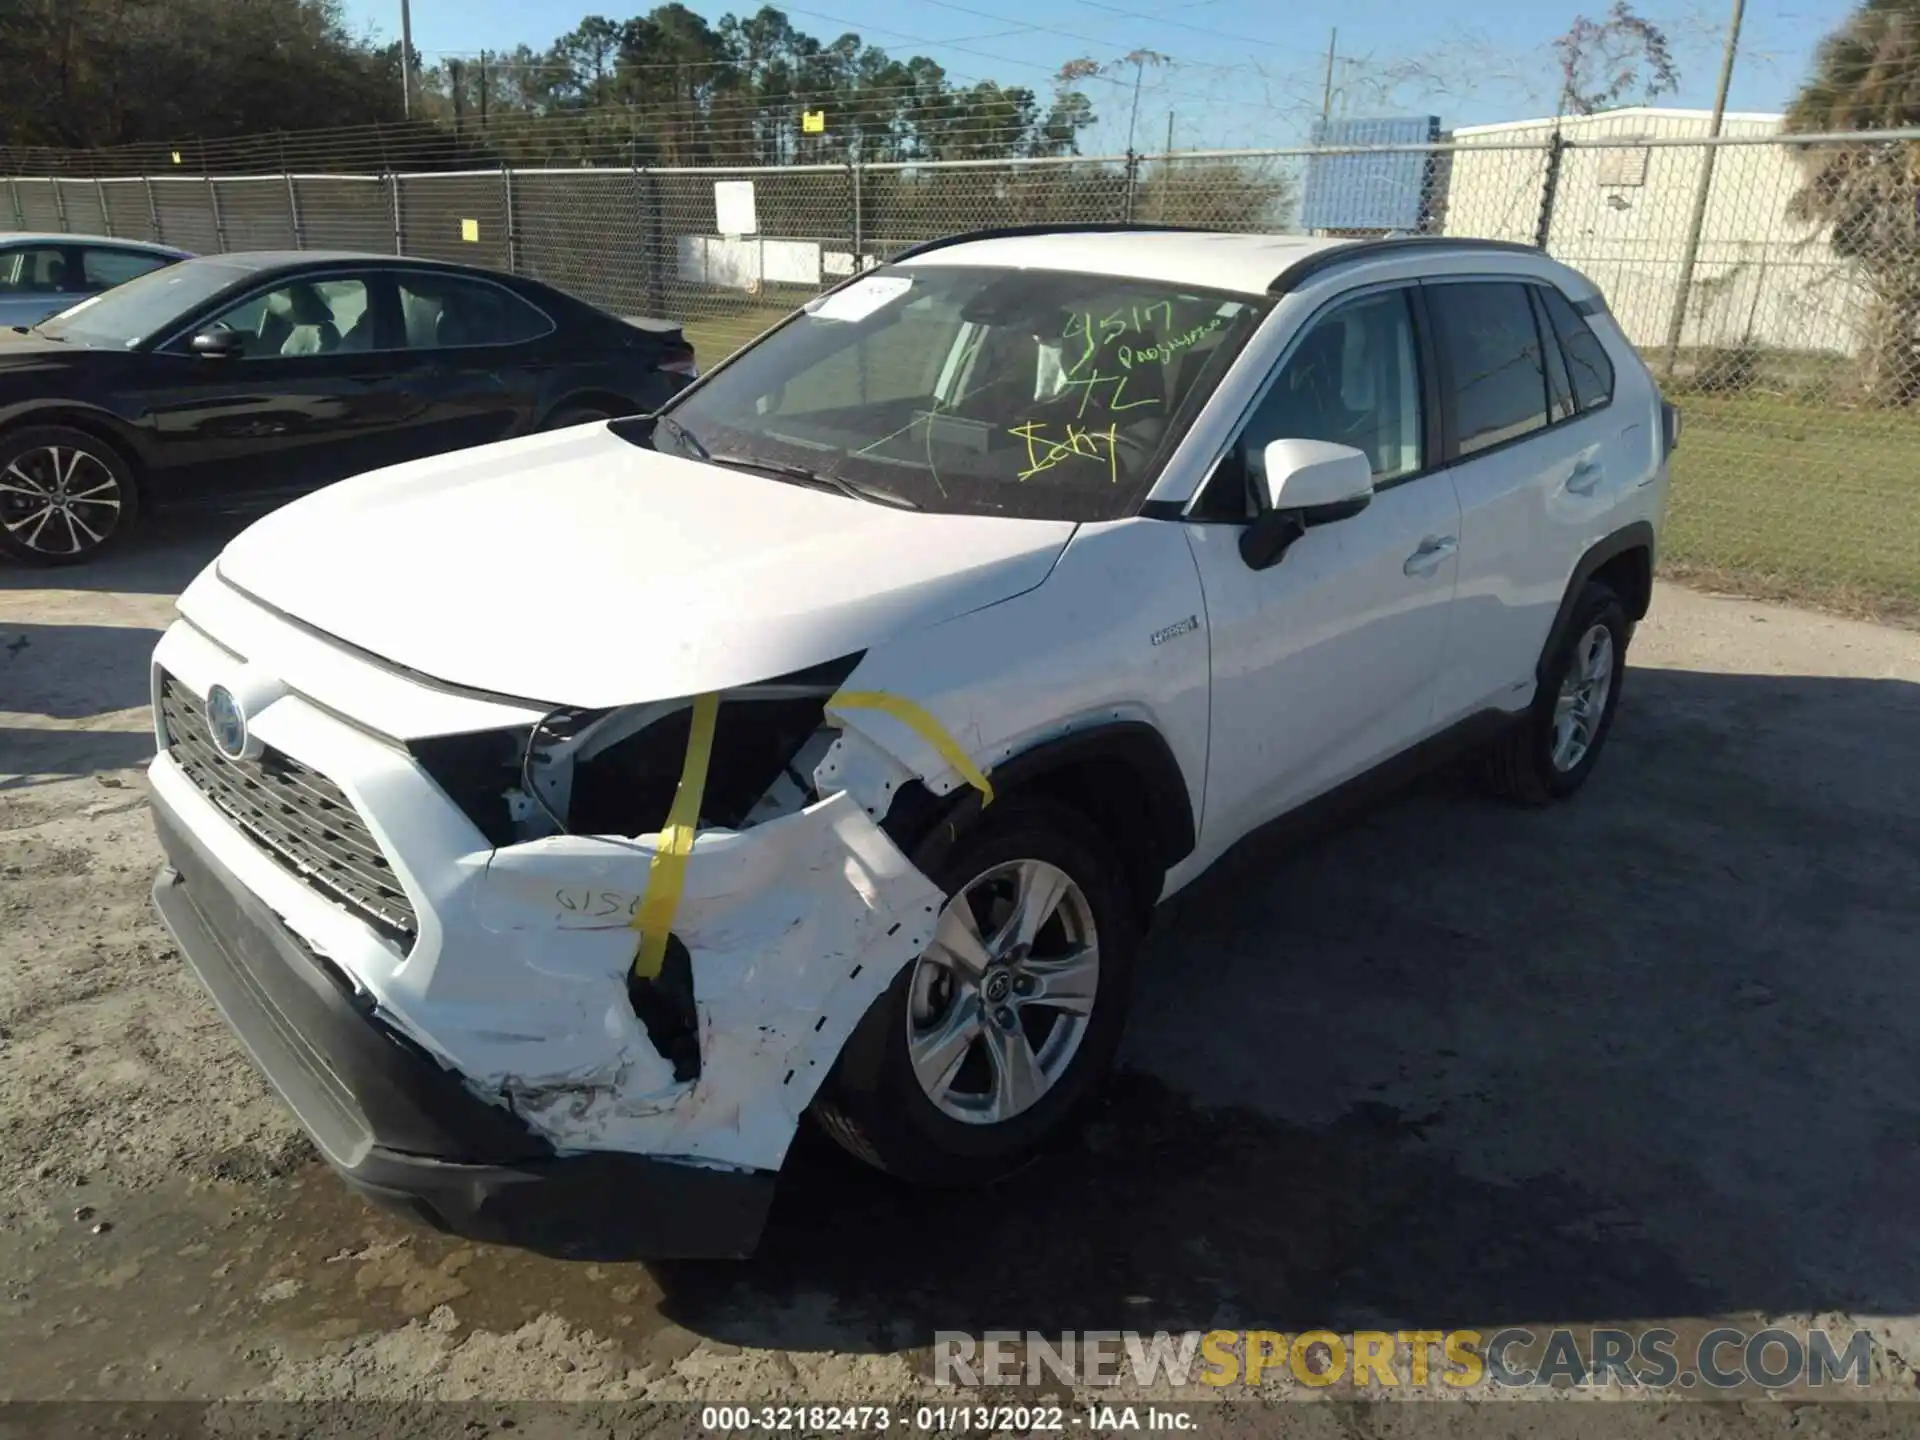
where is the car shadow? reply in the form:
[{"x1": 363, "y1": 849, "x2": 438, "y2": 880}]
[
  {"x1": 0, "y1": 506, "x2": 253, "y2": 598},
  {"x1": 0, "y1": 724, "x2": 157, "y2": 791},
  {"x1": 0, "y1": 622, "x2": 165, "y2": 719},
  {"x1": 643, "y1": 664, "x2": 1920, "y2": 1350}
]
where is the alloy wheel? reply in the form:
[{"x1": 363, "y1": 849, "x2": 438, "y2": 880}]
[
  {"x1": 905, "y1": 857, "x2": 1100, "y2": 1126},
  {"x1": 1550, "y1": 621, "x2": 1616, "y2": 772},
  {"x1": 0, "y1": 445, "x2": 124, "y2": 559}
]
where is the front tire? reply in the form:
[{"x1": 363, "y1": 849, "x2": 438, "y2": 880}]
[
  {"x1": 1478, "y1": 580, "x2": 1630, "y2": 804},
  {"x1": 0, "y1": 425, "x2": 140, "y2": 566},
  {"x1": 813, "y1": 798, "x2": 1139, "y2": 1186}
]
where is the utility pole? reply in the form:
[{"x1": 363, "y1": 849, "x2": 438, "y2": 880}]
[
  {"x1": 1320, "y1": 28, "x2": 1338, "y2": 132},
  {"x1": 1125, "y1": 55, "x2": 1146, "y2": 157},
  {"x1": 399, "y1": 0, "x2": 416, "y2": 119},
  {"x1": 1164, "y1": 111, "x2": 1175, "y2": 158},
  {"x1": 1662, "y1": 0, "x2": 1745, "y2": 378},
  {"x1": 479, "y1": 50, "x2": 489, "y2": 133}
]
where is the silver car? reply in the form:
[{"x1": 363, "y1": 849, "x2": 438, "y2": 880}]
[{"x1": 0, "y1": 233, "x2": 193, "y2": 329}]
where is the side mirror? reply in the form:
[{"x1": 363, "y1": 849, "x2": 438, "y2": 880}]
[
  {"x1": 1239, "y1": 439, "x2": 1375, "y2": 571},
  {"x1": 190, "y1": 327, "x2": 245, "y2": 359}
]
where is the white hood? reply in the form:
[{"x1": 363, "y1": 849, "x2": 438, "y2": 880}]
[{"x1": 215, "y1": 424, "x2": 1077, "y2": 707}]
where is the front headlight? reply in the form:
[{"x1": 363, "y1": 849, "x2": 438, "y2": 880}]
[
  {"x1": 408, "y1": 654, "x2": 861, "y2": 848},
  {"x1": 407, "y1": 726, "x2": 532, "y2": 847}
]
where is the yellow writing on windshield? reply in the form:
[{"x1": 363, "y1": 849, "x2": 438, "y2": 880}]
[
  {"x1": 1119, "y1": 314, "x2": 1225, "y2": 370},
  {"x1": 1061, "y1": 371, "x2": 1159, "y2": 417},
  {"x1": 1010, "y1": 420, "x2": 1121, "y2": 484},
  {"x1": 1053, "y1": 301, "x2": 1222, "y2": 417},
  {"x1": 1063, "y1": 302, "x2": 1178, "y2": 379}
]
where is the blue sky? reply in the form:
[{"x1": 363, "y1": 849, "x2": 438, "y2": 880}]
[{"x1": 343, "y1": 0, "x2": 1853, "y2": 150}]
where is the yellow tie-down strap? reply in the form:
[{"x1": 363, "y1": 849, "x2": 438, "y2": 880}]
[
  {"x1": 629, "y1": 691, "x2": 719, "y2": 980},
  {"x1": 826, "y1": 690, "x2": 995, "y2": 808},
  {"x1": 629, "y1": 688, "x2": 990, "y2": 980}
]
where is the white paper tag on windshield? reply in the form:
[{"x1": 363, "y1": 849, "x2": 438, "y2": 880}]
[{"x1": 806, "y1": 274, "x2": 912, "y2": 323}]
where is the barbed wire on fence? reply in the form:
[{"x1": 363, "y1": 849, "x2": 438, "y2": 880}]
[{"x1": 3, "y1": 122, "x2": 1917, "y2": 618}]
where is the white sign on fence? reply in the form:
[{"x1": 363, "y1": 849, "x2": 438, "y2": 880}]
[{"x1": 713, "y1": 180, "x2": 757, "y2": 238}]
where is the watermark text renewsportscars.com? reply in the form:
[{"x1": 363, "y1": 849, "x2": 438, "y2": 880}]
[{"x1": 933, "y1": 1327, "x2": 1877, "y2": 1393}]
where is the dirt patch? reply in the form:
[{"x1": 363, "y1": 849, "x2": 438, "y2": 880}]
[
  {"x1": 0, "y1": 795, "x2": 55, "y2": 831},
  {"x1": 0, "y1": 774, "x2": 305, "y2": 1207}
]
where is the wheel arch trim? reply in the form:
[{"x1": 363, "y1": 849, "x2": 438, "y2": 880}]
[
  {"x1": 538, "y1": 388, "x2": 640, "y2": 427},
  {"x1": 0, "y1": 404, "x2": 149, "y2": 471},
  {"x1": 881, "y1": 719, "x2": 1198, "y2": 882},
  {"x1": 1536, "y1": 521, "x2": 1655, "y2": 685}
]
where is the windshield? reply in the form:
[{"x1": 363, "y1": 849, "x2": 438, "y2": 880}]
[
  {"x1": 640, "y1": 265, "x2": 1270, "y2": 522},
  {"x1": 38, "y1": 259, "x2": 254, "y2": 348}
]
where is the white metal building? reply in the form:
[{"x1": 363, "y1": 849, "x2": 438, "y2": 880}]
[{"x1": 1439, "y1": 107, "x2": 1857, "y2": 357}]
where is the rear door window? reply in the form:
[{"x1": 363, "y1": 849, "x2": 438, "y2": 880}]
[
  {"x1": 1426, "y1": 281, "x2": 1551, "y2": 457},
  {"x1": 0, "y1": 246, "x2": 72, "y2": 295}
]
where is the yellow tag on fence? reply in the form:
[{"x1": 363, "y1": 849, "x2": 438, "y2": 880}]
[
  {"x1": 802, "y1": 110, "x2": 826, "y2": 134},
  {"x1": 460, "y1": 218, "x2": 479, "y2": 243}
]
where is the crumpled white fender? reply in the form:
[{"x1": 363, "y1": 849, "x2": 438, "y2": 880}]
[{"x1": 456, "y1": 788, "x2": 942, "y2": 1171}]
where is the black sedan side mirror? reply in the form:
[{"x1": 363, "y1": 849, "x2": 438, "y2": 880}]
[{"x1": 190, "y1": 328, "x2": 246, "y2": 359}]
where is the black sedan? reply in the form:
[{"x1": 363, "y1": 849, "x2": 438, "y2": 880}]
[{"x1": 0, "y1": 251, "x2": 696, "y2": 565}]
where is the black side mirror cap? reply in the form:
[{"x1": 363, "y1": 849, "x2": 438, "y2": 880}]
[
  {"x1": 1239, "y1": 510, "x2": 1307, "y2": 571},
  {"x1": 1238, "y1": 492, "x2": 1372, "y2": 571},
  {"x1": 190, "y1": 329, "x2": 245, "y2": 358}
]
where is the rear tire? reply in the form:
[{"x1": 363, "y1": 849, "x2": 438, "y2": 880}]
[
  {"x1": 0, "y1": 425, "x2": 140, "y2": 567},
  {"x1": 812, "y1": 798, "x2": 1140, "y2": 1186},
  {"x1": 1477, "y1": 580, "x2": 1629, "y2": 804}
]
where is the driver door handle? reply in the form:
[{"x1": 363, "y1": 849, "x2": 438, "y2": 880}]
[{"x1": 1404, "y1": 534, "x2": 1457, "y2": 577}]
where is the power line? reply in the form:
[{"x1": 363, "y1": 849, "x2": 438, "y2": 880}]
[
  {"x1": 1064, "y1": 0, "x2": 1312, "y2": 55},
  {"x1": 772, "y1": 0, "x2": 1308, "y2": 136},
  {"x1": 914, "y1": 0, "x2": 1140, "y2": 54}
]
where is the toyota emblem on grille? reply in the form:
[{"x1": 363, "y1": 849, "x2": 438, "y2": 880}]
[{"x1": 205, "y1": 684, "x2": 248, "y2": 761}]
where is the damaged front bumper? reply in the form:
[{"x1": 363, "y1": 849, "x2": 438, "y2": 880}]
[
  {"x1": 150, "y1": 785, "x2": 778, "y2": 1258},
  {"x1": 147, "y1": 608, "x2": 947, "y2": 1259}
]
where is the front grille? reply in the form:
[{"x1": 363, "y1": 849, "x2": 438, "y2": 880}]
[{"x1": 158, "y1": 673, "x2": 417, "y2": 947}]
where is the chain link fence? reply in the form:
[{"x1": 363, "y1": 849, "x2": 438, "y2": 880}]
[{"x1": 5, "y1": 126, "x2": 1919, "y2": 617}]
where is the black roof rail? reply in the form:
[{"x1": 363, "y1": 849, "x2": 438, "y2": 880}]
[
  {"x1": 1267, "y1": 235, "x2": 1550, "y2": 294},
  {"x1": 883, "y1": 221, "x2": 1222, "y2": 266}
]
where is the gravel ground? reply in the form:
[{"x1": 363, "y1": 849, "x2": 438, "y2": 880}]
[{"x1": 3, "y1": 517, "x2": 1919, "y2": 1436}]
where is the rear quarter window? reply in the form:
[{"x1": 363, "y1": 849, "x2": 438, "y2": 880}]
[
  {"x1": 1537, "y1": 284, "x2": 1616, "y2": 412},
  {"x1": 82, "y1": 248, "x2": 173, "y2": 288},
  {"x1": 398, "y1": 275, "x2": 551, "y2": 348}
]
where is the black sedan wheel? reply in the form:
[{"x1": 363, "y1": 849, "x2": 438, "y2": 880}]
[{"x1": 0, "y1": 426, "x2": 139, "y2": 567}]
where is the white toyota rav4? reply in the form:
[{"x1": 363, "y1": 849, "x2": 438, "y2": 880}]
[{"x1": 148, "y1": 226, "x2": 1677, "y2": 1257}]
